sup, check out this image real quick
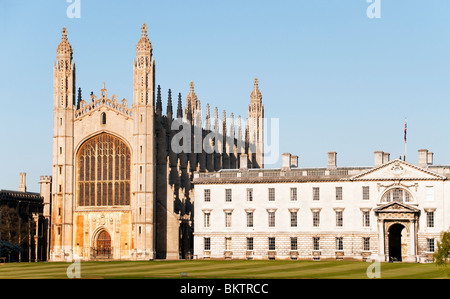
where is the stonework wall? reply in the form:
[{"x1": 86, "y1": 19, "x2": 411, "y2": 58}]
[{"x1": 193, "y1": 160, "x2": 450, "y2": 262}]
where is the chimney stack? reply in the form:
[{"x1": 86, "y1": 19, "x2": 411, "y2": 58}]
[
  {"x1": 282, "y1": 153, "x2": 292, "y2": 170},
  {"x1": 374, "y1": 151, "x2": 384, "y2": 167},
  {"x1": 19, "y1": 172, "x2": 27, "y2": 192},
  {"x1": 418, "y1": 149, "x2": 428, "y2": 168},
  {"x1": 240, "y1": 154, "x2": 248, "y2": 170},
  {"x1": 383, "y1": 152, "x2": 390, "y2": 163},
  {"x1": 291, "y1": 155, "x2": 298, "y2": 168},
  {"x1": 327, "y1": 152, "x2": 337, "y2": 169},
  {"x1": 427, "y1": 151, "x2": 433, "y2": 166}
]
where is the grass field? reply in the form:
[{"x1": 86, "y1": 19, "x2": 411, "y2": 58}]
[{"x1": 0, "y1": 260, "x2": 448, "y2": 279}]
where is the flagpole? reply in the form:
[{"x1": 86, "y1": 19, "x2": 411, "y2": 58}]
[{"x1": 404, "y1": 118, "x2": 407, "y2": 161}]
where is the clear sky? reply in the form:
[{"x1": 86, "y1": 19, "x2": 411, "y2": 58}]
[{"x1": 1, "y1": 0, "x2": 450, "y2": 192}]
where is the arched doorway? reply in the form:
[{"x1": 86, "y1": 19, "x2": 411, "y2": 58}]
[
  {"x1": 374, "y1": 201, "x2": 420, "y2": 262},
  {"x1": 388, "y1": 223, "x2": 407, "y2": 262},
  {"x1": 96, "y1": 230, "x2": 111, "y2": 258}
]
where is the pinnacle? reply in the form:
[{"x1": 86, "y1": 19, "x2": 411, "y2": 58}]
[
  {"x1": 62, "y1": 27, "x2": 68, "y2": 40},
  {"x1": 141, "y1": 23, "x2": 148, "y2": 37}
]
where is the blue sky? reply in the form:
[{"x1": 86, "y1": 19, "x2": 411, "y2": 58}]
[{"x1": 1, "y1": 1, "x2": 450, "y2": 191}]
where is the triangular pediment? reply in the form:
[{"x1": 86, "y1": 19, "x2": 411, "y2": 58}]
[
  {"x1": 374, "y1": 201, "x2": 420, "y2": 214},
  {"x1": 350, "y1": 159, "x2": 445, "y2": 181}
]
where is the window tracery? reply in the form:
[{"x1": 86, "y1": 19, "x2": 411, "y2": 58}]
[{"x1": 77, "y1": 133, "x2": 130, "y2": 206}]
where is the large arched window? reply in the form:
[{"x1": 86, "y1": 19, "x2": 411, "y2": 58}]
[
  {"x1": 77, "y1": 133, "x2": 131, "y2": 206},
  {"x1": 381, "y1": 188, "x2": 413, "y2": 203}
]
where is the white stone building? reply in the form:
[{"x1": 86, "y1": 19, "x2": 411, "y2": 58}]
[{"x1": 193, "y1": 151, "x2": 449, "y2": 262}]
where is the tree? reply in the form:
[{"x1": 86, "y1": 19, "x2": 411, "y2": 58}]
[
  {"x1": 433, "y1": 231, "x2": 450, "y2": 276},
  {"x1": 0, "y1": 206, "x2": 29, "y2": 261}
]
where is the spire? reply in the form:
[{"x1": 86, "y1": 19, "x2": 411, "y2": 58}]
[
  {"x1": 156, "y1": 85, "x2": 162, "y2": 116},
  {"x1": 54, "y1": 26, "x2": 75, "y2": 108},
  {"x1": 77, "y1": 87, "x2": 82, "y2": 109},
  {"x1": 229, "y1": 112, "x2": 235, "y2": 140},
  {"x1": 167, "y1": 89, "x2": 173, "y2": 119},
  {"x1": 62, "y1": 27, "x2": 68, "y2": 40},
  {"x1": 134, "y1": 23, "x2": 155, "y2": 107},
  {"x1": 177, "y1": 93, "x2": 183, "y2": 118},
  {"x1": 56, "y1": 26, "x2": 73, "y2": 59},
  {"x1": 237, "y1": 115, "x2": 243, "y2": 153},
  {"x1": 141, "y1": 23, "x2": 148, "y2": 37},
  {"x1": 136, "y1": 23, "x2": 152, "y2": 58},
  {"x1": 222, "y1": 109, "x2": 227, "y2": 136},
  {"x1": 186, "y1": 99, "x2": 192, "y2": 121},
  {"x1": 205, "y1": 103, "x2": 211, "y2": 131},
  {"x1": 250, "y1": 77, "x2": 262, "y2": 103},
  {"x1": 213, "y1": 107, "x2": 219, "y2": 132},
  {"x1": 186, "y1": 81, "x2": 198, "y2": 103},
  {"x1": 185, "y1": 81, "x2": 199, "y2": 119}
]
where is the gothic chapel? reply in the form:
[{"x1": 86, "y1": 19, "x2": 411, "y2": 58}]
[{"x1": 50, "y1": 24, "x2": 264, "y2": 261}]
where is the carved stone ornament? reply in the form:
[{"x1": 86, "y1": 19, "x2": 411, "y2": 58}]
[{"x1": 391, "y1": 162, "x2": 405, "y2": 176}]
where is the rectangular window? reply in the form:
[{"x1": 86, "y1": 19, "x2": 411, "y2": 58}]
[
  {"x1": 335, "y1": 187, "x2": 343, "y2": 200},
  {"x1": 204, "y1": 189, "x2": 211, "y2": 202},
  {"x1": 225, "y1": 237, "x2": 232, "y2": 251},
  {"x1": 290, "y1": 211, "x2": 298, "y2": 227},
  {"x1": 313, "y1": 211, "x2": 320, "y2": 227},
  {"x1": 268, "y1": 188, "x2": 275, "y2": 201},
  {"x1": 247, "y1": 188, "x2": 253, "y2": 202},
  {"x1": 362, "y1": 186, "x2": 370, "y2": 200},
  {"x1": 363, "y1": 237, "x2": 370, "y2": 251},
  {"x1": 290, "y1": 237, "x2": 298, "y2": 251},
  {"x1": 268, "y1": 237, "x2": 276, "y2": 251},
  {"x1": 247, "y1": 237, "x2": 254, "y2": 251},
  {"x1": 427, "y1": 238, "x2": 435, "y2": 252},
  {"x1": 313, "y1": 237, "x2": 320, "y2": 251},
  {"x1": 225, "y1": 189, "x2": 232, "y2": 202},
  {"x1": 336, "y1": 237, "x2": 343, "y2": 251},
  {"x1": 336, "y1": 211, "x2": 343, "y2": 227},
  {"x1": 393, "y1": 189, "x2": 403, "y2": 202},
  {"x1": 268, "y1": 211, "x2": 276, "y2": 227},
  {"x1": 203, "y1": 212, "x2": 210, "y2": 228},
  {"x1": 225, "y1": 211, "x2": 232, "y2": 227},
  {"x1": 426, "y1": 187, "x2": 434, "y2": 201},
  {"x1": 426, "y1": 211, "x2": 435, "y2": 228},
  {"x1": 290, "y1": 187, "x2": 297, "y2": 201},
  {"x1": 362, "y1": 211, "x2": 370, "y2": 227},
  {"x1": 313, "y1": 187, "x2": 320, "y2": 201},
  {"x1": 247, "y1": 211, "x2": 254, "y2": 228},
  {"x1": 204, "y1": 237, "x2": 211, "y2": 251}
]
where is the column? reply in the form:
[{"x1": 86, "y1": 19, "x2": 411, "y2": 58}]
[
  {"x1": 407, "y1": 219, "x2": 417, "y2": 262},
  {"x1": 377, "y1": 219, "x2": 385, "y2": 261}
]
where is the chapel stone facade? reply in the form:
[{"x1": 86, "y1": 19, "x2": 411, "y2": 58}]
[{"x1": 50, "y1": 24, "x2": 264, "y2": 261}]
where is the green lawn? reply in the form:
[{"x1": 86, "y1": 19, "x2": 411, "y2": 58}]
[{"x1": 0, "y1": 260, "x2": 447, "y2": 279}]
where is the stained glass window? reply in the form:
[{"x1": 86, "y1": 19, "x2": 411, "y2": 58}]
[{"x1": 77, "y1": 133, "x2": 131, "y2": 206}]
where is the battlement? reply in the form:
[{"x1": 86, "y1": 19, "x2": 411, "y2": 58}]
[{"x1": 39, "y1": 175, "x2": 52, "y2": 182}]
